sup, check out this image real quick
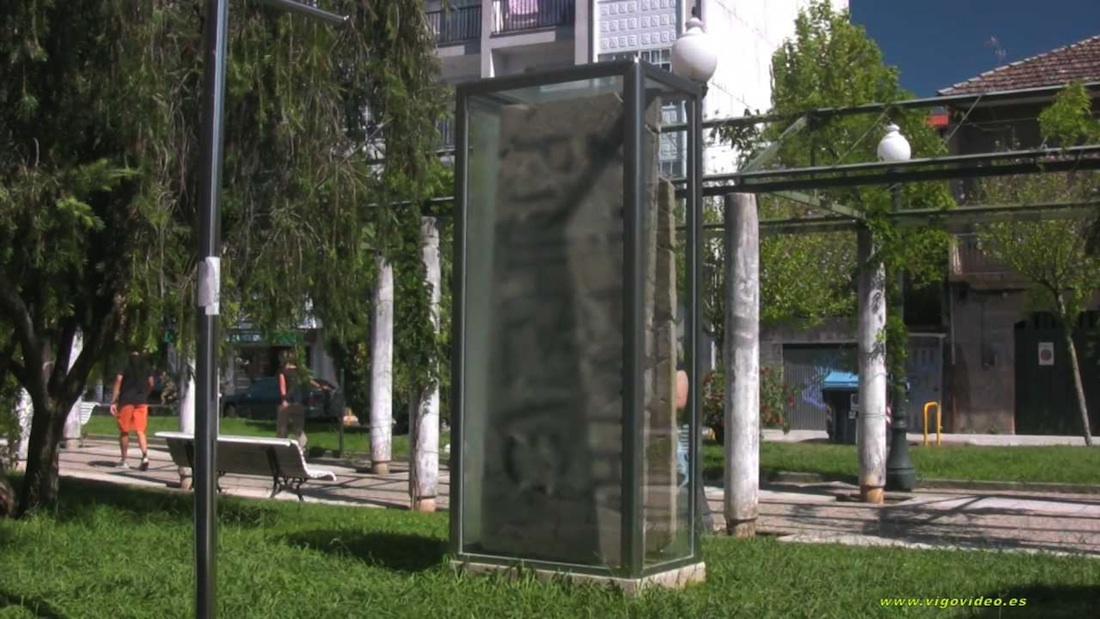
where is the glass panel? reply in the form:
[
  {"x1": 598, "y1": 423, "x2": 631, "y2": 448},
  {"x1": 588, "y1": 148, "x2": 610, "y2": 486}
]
[
  {"x1": 460, "y1": 75, "x2": 627, "y2": 569},
  {"x1": 641, "y1": 78, "x2": 694, "y2": 566}
]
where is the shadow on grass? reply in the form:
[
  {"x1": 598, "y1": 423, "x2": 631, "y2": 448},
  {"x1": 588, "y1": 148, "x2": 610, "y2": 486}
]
[
  {"x1": 0, "y1": 590, "x2": 67, "y2": 618},
  {"x1": 49, "y1": 477, "x2": 283, "y2": 529},
  {"x1": 283, "y1": 530, "x2": 447, "y2": 573},
  {"x1": 972, "y1": 584, "x2": 1100, "y2": 618}
]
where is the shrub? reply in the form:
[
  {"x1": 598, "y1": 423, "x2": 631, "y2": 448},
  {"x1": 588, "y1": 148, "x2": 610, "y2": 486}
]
[{"x1": 702, "y1": 364, "x2": 794, "y2": 443}]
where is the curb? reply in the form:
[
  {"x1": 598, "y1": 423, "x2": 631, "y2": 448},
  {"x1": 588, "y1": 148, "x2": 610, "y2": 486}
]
[
  {"x1": 916, "y1": 478, "x2": 1100, "y2": 495},
  {"x1": 762, "y1": 470, "x2": 1100, "y2": 495}
]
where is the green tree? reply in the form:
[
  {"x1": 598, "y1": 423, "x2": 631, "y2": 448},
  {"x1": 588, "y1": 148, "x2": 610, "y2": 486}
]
[
  {"x1": 716, "y1": 0, "x2": 954, "y2": 395},
  {"x1": 0, "y1": 1, "x2": 445, "y2": 514},
  {"x1": 0, "y1": 332, "x2": 18, "y2": 516},
  {"x1": 977, "y1": 82, "x2": 1100, "y2": 444}
]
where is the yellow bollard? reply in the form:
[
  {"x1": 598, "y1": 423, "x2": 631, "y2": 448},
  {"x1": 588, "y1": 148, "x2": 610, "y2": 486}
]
[{"x1": 922, "y1": 402, "x2": 942, "y2": 446}]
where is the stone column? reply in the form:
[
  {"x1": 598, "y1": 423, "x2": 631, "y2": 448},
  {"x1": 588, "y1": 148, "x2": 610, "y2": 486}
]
[
  {"x1": 410, "y1": 217, "x2": 441, "y2": 512},
  {"x1": 370, "y1": 257, "x2": 394, "y2": 475},
  {"x1": 178, "y1": 361, "x2": 196, "y2": 489},
  {"x1": 723, "y1": 193, "x2": 759, "y2": 537},
  {"x1": 15, "y1": 389, "x2": 31, "y2": 461},
  {"x1": 61, "y1": 330, "x2": 84, "y2": 449},
  {"x1": 478, "y1": 93, "x2": 625, "y2": 567},
  {"x1": 857, "y1": 227, "x2": 888, "y2": 504},
  {"x1": 642, "y1": 176, "x2": 680, "y2": 553}
]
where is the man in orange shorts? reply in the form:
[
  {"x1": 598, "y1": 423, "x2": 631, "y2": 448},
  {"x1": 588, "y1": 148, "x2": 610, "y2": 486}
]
[{"x1": 110, "y1": 349, "x2": 154, "y2": 470}]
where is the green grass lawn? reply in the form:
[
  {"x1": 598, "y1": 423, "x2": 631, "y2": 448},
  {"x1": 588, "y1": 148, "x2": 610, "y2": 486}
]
[
  {"x1": 0, "y1": 478, "x2": 1096, "y2": 618},
  {"x1": 83, "y1": 413, "x2": 448, "y2": 459},
  {"x1": 703, "y1": 441, "x2": 1100, "y2": 485}
]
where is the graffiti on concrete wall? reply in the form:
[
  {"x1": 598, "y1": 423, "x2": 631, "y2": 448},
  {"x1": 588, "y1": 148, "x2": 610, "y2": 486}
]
[
  {"x1": 783, "y1": 347, "x2": 857, "y2": 431},
  {"x1": 783, "y1": 337, "x2": 944, "y2": 432}
]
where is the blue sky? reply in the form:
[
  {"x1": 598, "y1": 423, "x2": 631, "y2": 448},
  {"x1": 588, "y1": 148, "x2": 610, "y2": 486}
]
[{"x1": 851, "y1": 0, "x2": 1100, "y2": 96}]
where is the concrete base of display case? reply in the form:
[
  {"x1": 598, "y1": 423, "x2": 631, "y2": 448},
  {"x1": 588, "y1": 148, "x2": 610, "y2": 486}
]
[{"x1": 451, "y1": 559, "x2": 706, "y2": 597}]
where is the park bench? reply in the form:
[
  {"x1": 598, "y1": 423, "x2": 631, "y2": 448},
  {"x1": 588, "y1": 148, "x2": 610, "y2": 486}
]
[{"x1": 155, "y1": 431, "x2": 337, "y2": 501}]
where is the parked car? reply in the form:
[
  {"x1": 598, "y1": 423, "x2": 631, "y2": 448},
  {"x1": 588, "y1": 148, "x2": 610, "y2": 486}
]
[{"x1": 220, "y1": 376, "x2": 345, "y2": 421}]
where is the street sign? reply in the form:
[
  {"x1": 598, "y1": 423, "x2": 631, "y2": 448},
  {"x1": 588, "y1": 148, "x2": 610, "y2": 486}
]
[{"x1": 1038, "y1": 342, "x2": 1054, "y2": 366}]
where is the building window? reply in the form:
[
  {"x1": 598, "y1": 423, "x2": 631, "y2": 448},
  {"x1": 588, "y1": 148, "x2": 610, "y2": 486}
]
[{"x1": 599, "y1": 48, "x2": 685, "y2": 179}]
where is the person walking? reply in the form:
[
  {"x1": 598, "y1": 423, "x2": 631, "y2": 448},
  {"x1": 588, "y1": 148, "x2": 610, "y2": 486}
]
[
  {"x1": 277, "y1": 351, "x2": 308, "y2": 450},
  {"x1": 110, "y1": 349, "x2": 154, "y2": 470}
]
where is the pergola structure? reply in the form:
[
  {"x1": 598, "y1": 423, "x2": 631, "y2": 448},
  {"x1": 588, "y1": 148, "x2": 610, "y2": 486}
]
[
  {"x1": 663, "y1": 80, "x2": 1100, "y2": 223},
  {"x1": 655, "y1": 80, "x2": 1100, "y2": 506},
  {"x1": 429, "y1": 75, "x2": 1099, "y2": 512},
  {"x1": 416, "y1": 80, "x2": 1100, "y2": 228}
]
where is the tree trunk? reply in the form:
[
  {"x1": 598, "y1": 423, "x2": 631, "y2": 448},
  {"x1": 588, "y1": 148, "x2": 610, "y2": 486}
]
[
  {"x1": 1056, "y1": 298, "x2": 1093, "y2": 446},
  {"x1": 856, "y1": 227, "x2": 888, "y2": 504},
  {"x1": 723, "y1": 194, "x2": 760, "y2": 537},
  {"x1": 0, "y1": 461, "x2": 13, "y2": 517},
  {"x1": 411, "y1": 217, "x2": 441, "y2": 513},
  {"x1": 17, "y1": 393, "x2": 68, "y2": 517},
  {"x1": 0, "y1": 350, "x2": 14, "y2": 517},
  {"x1": 178, "y1": 358, "x2": 196, "y2": 489},
  {"x1": 370, "y1": 257, "x2": 395, "y2": 474}
]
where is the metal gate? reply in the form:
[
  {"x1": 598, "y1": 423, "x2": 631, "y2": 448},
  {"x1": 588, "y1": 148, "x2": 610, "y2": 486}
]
[
  {"x1": 904, "y1": 334, "x2": 946, "y2": 432},
  {"x1": 782, "y1": 335, "x2": 945, "y2": 432},
  {"x1": 1014, "y1": 312, "x2": 1100, "y2": 435},
  {"x1": 783, "y1": 345, "x2": 857, "y2": 431}
]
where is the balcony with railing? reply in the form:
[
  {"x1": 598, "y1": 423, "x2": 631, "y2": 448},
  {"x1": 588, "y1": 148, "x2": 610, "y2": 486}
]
[
  {"x1": 949, "y1": 232, "x2": 1030, "y2": 288},
  {"x1": 950, "y1": 233, "x2": 1010, "y2": 276},
  {"x1": 492, "y1": 0, "x2": 575, "y2": 34},
  {"x1": 427, "y1": 5, "x2": 482, "y2": 45}
]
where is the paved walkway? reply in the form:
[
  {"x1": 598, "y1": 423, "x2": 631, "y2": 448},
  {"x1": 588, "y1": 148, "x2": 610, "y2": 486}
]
[
  {"x1": 723, "y1": 484, "x2": 1100, "y2": 556},
  {"x1": 49, "y1": 439, "x2": 1100, "y2": 558}
]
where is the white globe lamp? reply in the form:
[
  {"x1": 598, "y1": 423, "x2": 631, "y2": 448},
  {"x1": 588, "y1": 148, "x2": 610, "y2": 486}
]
[
  {"x1": 877, "y1": 123, "x2": 912, "y2": 163},
  {"x1": 670, "y1": 17, "x2": 718, "y2": 84}
]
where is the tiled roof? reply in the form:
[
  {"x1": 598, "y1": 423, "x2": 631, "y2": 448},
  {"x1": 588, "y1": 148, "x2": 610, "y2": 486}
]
[{"x1": 938, "y1": 34, "x2": 1100, "y2": 95}]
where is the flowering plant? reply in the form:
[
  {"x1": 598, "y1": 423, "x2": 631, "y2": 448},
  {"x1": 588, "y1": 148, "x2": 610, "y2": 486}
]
[
  {"x1": 759, "y1": 365, "x2": 794, "y2": 433},
  {"x1": 702, "y1": 365, "x2": 794, "y2": 443}
]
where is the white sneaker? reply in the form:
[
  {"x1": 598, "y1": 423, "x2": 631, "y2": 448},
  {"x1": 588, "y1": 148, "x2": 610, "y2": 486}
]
[{"x1": 117, "y1": 461, "x2": 129, "y2": 469}]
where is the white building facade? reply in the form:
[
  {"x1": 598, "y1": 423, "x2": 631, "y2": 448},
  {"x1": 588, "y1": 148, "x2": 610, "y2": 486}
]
[{"x1": 428, "y1": 0, "x2": 849, "y2": 172}]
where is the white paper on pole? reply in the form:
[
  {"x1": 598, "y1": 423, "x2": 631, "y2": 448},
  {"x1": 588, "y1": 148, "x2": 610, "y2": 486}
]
[{"x1": 197, "y1": 257, "x2": 221, "y2": 316}]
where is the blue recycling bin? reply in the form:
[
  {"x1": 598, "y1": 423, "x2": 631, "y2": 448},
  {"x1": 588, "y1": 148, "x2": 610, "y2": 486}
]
[{"x1": 822, "y1": 371, "x2": 860, "y2": 445}]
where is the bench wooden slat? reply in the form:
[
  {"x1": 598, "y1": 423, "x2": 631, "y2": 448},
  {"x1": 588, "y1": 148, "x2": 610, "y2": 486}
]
[
  {"x1": 78, "y1": 401, "x2": 96, "y2": 426},
  {"x1": 274, "y1": 447, "x2": 336, "y2": 481},
  {"x1": 219, "y1": 445, "x2": 276, "y2": 478}
]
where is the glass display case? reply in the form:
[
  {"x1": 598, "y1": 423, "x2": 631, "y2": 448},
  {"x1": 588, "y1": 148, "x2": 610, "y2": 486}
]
[{"x1": 449, "y1": 60, "x2": 704, "y2": 588}]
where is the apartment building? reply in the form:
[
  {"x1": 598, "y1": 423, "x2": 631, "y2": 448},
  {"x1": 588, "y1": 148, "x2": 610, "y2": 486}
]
[{"x1": 426, "y1": 0, "x2": 849, "y2": 173}]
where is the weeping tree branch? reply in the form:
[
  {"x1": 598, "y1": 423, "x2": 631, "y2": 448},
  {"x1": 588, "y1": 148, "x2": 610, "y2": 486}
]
[{"x1": 0, "y1": 277, "x2": 44, "y2": 397}]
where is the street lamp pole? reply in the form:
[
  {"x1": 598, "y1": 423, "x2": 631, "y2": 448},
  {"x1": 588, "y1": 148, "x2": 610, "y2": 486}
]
[
  {"x1": 671, "y1": 11, "x2": 724, "y2": 532},
  {"x1": 193, "y1": 2, "x2": 347, "y2": 617},
  {"x1": 194, "y1": 2, "x2": 229, "y2": 617},
  {"x1": 878, "y1": 123, "x2": 916, "y2": 493}
]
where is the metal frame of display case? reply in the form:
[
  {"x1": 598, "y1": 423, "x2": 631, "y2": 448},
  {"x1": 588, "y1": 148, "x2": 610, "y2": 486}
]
[{"x1": 450, "y1": 59, "x2": 704, "y2": 580}]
